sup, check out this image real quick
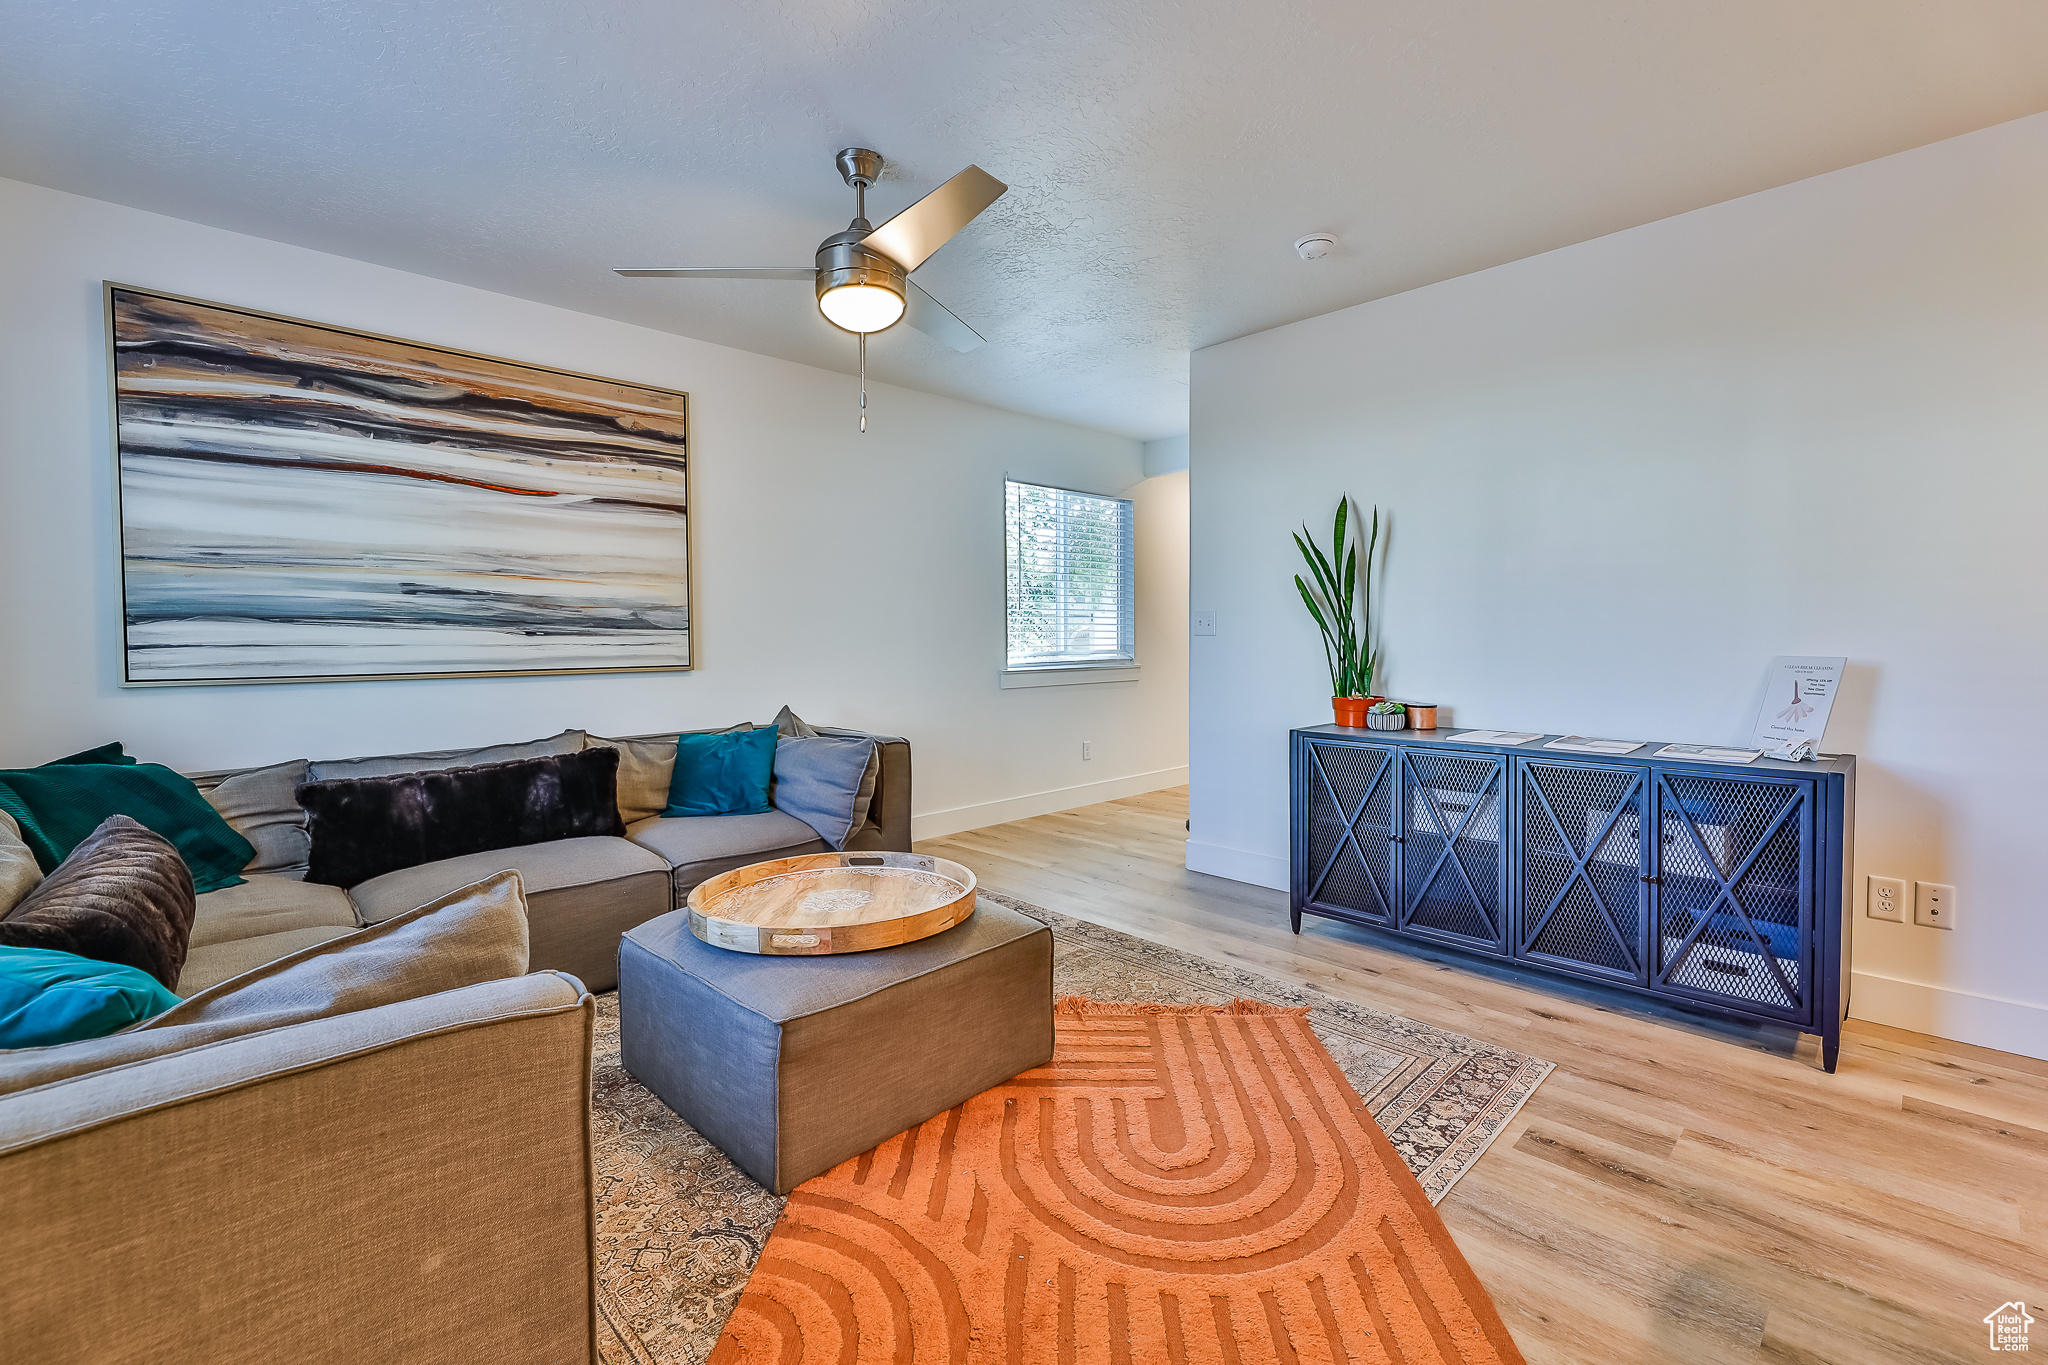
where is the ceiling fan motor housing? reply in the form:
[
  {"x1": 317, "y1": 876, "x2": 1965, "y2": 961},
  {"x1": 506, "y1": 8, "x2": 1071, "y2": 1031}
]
[{"x1": 815, "y1": 226, "x2": 908, "y2": 325}]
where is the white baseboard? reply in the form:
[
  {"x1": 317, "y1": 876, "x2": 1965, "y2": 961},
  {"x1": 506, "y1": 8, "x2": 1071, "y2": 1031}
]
[
  {"x1": 911, "y1": 766, "x2": 1189, "y2": 842},
  {"x1": 1183, "y1": 839, "x2": 1289, "y2": 891},
  {"x1": 1849, "y1": 971, "x2": 2048, "y2": 1061}
]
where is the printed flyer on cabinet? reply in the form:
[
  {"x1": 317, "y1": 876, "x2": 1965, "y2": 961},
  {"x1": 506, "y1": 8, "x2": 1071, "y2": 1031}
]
[{"x1": 1749, "y1": 655, "x2": 1846, "y2": 752}]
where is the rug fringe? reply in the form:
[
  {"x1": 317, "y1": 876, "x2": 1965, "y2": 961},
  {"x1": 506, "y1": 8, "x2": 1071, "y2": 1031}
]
[{"x1": 1053, "y1": 994, "x2": 1311, "y2": 1019}]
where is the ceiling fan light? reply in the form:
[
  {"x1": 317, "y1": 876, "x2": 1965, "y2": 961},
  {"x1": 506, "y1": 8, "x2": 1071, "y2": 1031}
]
[{"x1": 818, "y1": 282, "x2": 905, "y2": 334}]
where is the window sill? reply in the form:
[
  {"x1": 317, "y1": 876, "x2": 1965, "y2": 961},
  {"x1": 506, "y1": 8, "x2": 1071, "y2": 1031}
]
[{"x1": 999, "y1": 664, "x2": 1141, "y2": 689}]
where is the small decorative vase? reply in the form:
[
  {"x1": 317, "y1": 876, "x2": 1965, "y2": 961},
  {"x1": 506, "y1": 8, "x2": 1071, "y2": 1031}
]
[
  {"x1": 1365, "y1": 710, "x2": 1407, "y2": 731},
  {"x1": 1332, "y1": 696, "x2": 1369, "y2": 728},
  {"x1": 1405, "y1": 703, "x2": 1438, "y2": 729}
]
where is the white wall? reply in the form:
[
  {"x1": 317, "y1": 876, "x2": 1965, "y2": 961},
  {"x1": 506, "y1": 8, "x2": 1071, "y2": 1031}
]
[
  {"x1": 1135, "y1": 469, "x2": 1191, "y2": 773},
  {"x1": 923, "y1": 467, "x2": 1190, "y2": 835},
  {"x1": 1143, "y1": 435, "x2": 1190, "y2": 478},
  {"x1": 0, "y1": 176, "x2": 1188, "y2": 837},
  {"x1": 1188, "y1": 113, "x2": 2048, "y2": 1058}
]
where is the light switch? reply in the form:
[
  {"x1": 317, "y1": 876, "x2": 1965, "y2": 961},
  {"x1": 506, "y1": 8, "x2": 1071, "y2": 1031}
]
[{"x1": 1192, "y1": 610, "x2": 1216, "y2": 636}]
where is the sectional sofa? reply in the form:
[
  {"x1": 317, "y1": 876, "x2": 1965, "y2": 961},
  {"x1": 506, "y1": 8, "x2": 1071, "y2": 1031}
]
[
  {"x1": 184, "y1": 723, "x2": 911, "y2": 994},
  {"x1": 0, "y1": 720, "x2": 911, "y2": 1363},
  {"x1": 2, "y1": 873, "x2": 600, "y2": 1363}
]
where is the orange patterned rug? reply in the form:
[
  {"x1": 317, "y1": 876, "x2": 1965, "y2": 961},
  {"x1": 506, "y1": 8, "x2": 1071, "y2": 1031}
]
[{"x1": 709, "y1": 998, "x2": 1524, "y2": 1364}]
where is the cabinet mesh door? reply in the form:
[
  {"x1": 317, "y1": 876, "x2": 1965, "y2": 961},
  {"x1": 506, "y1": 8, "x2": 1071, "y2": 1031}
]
[
  {"x1": 1519, "y1": 762, "x2": 1646, "y2": 980},
  {"x1": 1654, "y1": 773, "x2": 1809, "y2": 1018},
  {"x1": 1400, "y1": 751, "x2": 1505, "y2": 947},
  {"x1": 1304, "y1": 742, "x2": 1396, "y2": 921}
]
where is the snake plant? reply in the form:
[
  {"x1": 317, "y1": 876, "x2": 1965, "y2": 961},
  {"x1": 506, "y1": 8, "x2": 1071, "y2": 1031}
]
[{"x1": 1294, "y1": 495, "x2": 1381, "y2": 699}]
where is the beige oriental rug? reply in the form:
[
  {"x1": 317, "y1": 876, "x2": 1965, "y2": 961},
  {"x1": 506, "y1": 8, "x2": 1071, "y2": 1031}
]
[{"x1": 593, "y1": 893, "x2": 1552, "y2": 1365}]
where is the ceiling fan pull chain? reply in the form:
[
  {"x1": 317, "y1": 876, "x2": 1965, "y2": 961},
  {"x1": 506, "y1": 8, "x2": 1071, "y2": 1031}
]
[{"x1": 859, "y1": 331, "x2": 867, "y2": 433}]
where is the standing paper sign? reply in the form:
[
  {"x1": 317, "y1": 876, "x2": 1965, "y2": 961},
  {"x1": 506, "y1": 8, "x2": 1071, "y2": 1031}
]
[{"x1": 1749, "y1": 655, "x2": 1846, "y2": 755}]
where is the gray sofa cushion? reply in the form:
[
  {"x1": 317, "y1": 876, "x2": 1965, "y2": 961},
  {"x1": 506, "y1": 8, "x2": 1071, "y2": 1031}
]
[
  {"x1": 624, "y1": 812, "x2": 827, "y2": 903},
  {"x1": 768, "y1": 715, "x2": 883, "y2": 842},
  {"x1": 624, "y1": 810, "x2": 825, "y2": 867},
  {"x1": 189, "y1": 874, "x2": 357, "y2": 949},
  {"x1": 820, "y1": 727, "x2": 908, "y2": 851},
  {"x1": 167, "y1": 869, "x2": 529, "y2": 1019},
  {"x1": 618, "y1": 898, "x2": 1053, "y2": 1193},
  {"x1": 349, "y1": 837, "x2": 669, "y2": 992},
  {"x1": 771, "y1": 705, "x2": 821, "y2": 739},
  {"x1": 204, "y1": 759, "x2": 311, "y2": 878},
  {"x1": 176, "y1": 927, "x2": 359, "y2": 998},
  {"x1": 2, "y1": 870, "x2": 530, "y2": 1095},
  {"x1": 769, "y1": 734, "x2": 878, "y2": 850},
  {"x1": 308, "y1": 729, "x2": 583, "y2": 783}
]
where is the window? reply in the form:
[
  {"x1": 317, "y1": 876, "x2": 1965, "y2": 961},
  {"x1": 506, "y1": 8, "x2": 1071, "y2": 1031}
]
[{"x1": 1004, "y1": 479, "x2": 1135, "y2": 671}]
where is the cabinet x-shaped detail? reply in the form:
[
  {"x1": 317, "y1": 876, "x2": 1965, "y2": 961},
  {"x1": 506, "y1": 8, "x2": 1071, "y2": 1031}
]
[
  {"x1": 1521, "y1": 768, "x2": 1646, "y2": 972},
  {"x1": 1653, "y1": 776, "x2": 1805, "y2": 1009}
]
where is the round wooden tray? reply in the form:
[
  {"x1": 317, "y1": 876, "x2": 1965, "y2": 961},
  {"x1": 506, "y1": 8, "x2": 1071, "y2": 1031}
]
[{"x1": 686, "y1": 851, "x2": 977, "y2": 955}]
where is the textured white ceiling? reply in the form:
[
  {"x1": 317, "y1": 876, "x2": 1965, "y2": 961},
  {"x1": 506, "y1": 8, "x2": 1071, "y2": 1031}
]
[{"x1": 4, "y1": 2, "x2": 2047, "y2": 439}]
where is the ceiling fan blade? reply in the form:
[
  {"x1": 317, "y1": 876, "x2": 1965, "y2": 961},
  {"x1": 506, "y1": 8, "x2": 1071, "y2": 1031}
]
[
  {"x1": 614, "y1": 267, "x2": 815, "y2": 279},
  {"x1": 862, "y1": 166, "x2": 1008, "y2": 273},
  {"x1": 903, "y1": 281, "x2": 986, "y2": 352}
]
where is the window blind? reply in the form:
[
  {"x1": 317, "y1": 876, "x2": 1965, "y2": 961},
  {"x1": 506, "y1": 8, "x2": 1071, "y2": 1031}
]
[{"x1": 1005, "y1": 479, "x2": 1135, "y2": 668}]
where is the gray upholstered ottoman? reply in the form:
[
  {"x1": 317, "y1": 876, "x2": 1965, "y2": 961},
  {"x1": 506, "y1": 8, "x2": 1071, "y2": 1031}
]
[{"x1": 617, "y1": 897, "x2": 1053, "y2": 1195}]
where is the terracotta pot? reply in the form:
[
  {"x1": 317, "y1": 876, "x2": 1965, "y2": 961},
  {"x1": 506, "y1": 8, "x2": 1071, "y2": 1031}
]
[{"x1": 1332, "y1": 696, "x2": 1370, "y2": 728}]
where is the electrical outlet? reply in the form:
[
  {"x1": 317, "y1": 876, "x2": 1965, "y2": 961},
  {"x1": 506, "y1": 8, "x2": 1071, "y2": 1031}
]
[
  {"x1": 1191, "y1": 610, "x2": 1216, "y2": 636},
  {"x1": 1081, "y1": 740, "x2": 1093, "y2": 761},
  {"x1": 1867, "y1": 876, "x2": 1907, "y2": 922},
  {"x1": 1914, "y1": 881, "x2": 1956, "y2": 930}
]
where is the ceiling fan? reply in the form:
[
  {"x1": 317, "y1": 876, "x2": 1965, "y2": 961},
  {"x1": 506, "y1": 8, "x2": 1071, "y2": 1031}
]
[{"x1": 617, "y1": 148, "x2": 1007, "y2": 430}]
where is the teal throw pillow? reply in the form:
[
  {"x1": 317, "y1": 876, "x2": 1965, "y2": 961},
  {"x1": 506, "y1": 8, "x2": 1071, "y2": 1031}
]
[
  {"x1": 0, "y1": 749, "x2": 253, "y2": 894},
  {"x1": 0, "y1": 945, "x2": 181, "y2": 1048},
  {"x1": 663, "y1": 725, "x2": 778, "y2": 817}
]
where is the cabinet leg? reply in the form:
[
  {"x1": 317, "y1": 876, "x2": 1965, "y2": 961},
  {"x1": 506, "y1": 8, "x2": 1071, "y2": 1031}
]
[
  {"x1": 1289, "y1": 907, "x2": 1302, "y2": 934},
  {"x1": 1821, "y1": 1030, "x2": 1840, "y2": 1073}
]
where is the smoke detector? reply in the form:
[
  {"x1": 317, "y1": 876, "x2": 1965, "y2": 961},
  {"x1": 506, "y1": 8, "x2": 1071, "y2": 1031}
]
[{"x1": 1294, "y1": 233, "x2": 1336, "y2": 261}]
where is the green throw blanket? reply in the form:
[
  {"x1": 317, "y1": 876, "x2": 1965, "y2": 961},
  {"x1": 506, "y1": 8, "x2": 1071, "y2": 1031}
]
[{"x1": 0, "y1": 745, "x2": 251, "y2": 895}]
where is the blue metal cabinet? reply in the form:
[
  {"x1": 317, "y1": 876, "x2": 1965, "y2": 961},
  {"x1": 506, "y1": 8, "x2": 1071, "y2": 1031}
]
[{"x1": 1292, "y1": 727, "x2": 1854, "y2": 1071}]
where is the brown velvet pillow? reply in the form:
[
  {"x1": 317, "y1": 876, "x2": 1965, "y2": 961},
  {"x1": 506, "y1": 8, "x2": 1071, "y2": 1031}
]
[
  {"x1": 297, "y1": 746, "x2": 625, "y2": 889},
  {"x1": 0, "y1": 815, "x2": 197, "y2": 989}
]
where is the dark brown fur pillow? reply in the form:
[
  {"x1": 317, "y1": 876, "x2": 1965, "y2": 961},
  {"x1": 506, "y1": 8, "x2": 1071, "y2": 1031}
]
[
  {"x1": 297, "y1": 746, "x2": 624, "y2": 889},
  {"x1": 0, "y1": 814, "x2": 197, "y2": 989}
]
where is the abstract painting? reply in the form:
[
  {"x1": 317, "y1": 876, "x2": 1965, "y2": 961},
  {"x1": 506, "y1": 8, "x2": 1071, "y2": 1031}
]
[{"x1": 109, "y1": 286, "x2": 690, "y2": 685}]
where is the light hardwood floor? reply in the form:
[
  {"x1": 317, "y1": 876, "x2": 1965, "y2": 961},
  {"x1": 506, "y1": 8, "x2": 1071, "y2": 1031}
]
[{"x1": 920, "y1": 787, "x2": 2048, "y2": 1365}]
